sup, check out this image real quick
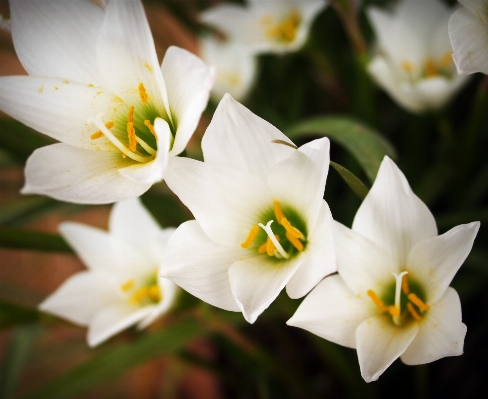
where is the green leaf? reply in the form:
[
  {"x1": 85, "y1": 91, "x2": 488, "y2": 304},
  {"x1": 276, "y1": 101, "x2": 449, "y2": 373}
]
[
  {"x1": 286, "y1": 116, "x2": 397, "y2": 182},
  {"x1": 330, "y1": 161, "x2": 369, "y2": 200},
  {"x1": 0, "y1": 302, "x2": 39, "y2": 329},
  {"x1": 21, "y1": 318, "x2": 212, "y2": 399},
  {"x1": 0, "y1": 226, "x2": 73, "y2": 253}
]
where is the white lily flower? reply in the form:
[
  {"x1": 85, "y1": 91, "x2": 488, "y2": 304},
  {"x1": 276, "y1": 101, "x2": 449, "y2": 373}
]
[
  {"x1": 0, "y1": 0, "x2": 213, "y2": 204},
  {"x1": 201, "y1": 0, "x2": 327, "y2": 54},
  {"x1": 162, "y1": 94, "x2": 336, "y2": 324},
  {"x1": 39, "y1": 198, "x2": 179, "y2": 347},
  {"x1": 449, "y1": 0, "x2": 488, "y2": 75},
  {"x1": 288, "y1": 157, "x2": 480, "y2": 382},
  {"x1": 200, "y1": 35, "x2": 257, "y2": 102},
  {"x1": 366, "y1": 0, "x2": 469, "y2": 113}
]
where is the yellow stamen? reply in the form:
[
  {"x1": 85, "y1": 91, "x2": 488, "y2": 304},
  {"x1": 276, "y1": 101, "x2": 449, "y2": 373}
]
[
  {"x1": 90, "y1": 121, "x2": 114, "y2": 140},
  {"x1": 147, "y1": 285, "x2": 161, "y2": 302},
  {"x1": 367, "y1": 289, "x2": 384, "y2": 309},
  {"x1": 408, "y1": 293, "x2": 430, "y2": 311},
  {"x1": 128, "y1": 105, "x2": 134, "y2": 123},
  {"x1": 144, "y1": 120, "x2": 158, "y2": 140},
  {"x1": 286, "y1": 231, "x2": 303, "y2": 251},
  {"x1": 387, "y1": 305, "x2": 400, "y2": 317},
  {"x1": 407, "y1": 302, "x2": 422, "y2": 321},
  {"x1": 274, "y1": 200, "x2": 285, "y2": 223},
  {"x1": 402, "y1": 273, "x2": 409, "y2": 294},
  {"x1": 401, "y1": 60, "x2": 414, "y2": 73},
  {"x1": 241, "y1": 225, "x2": 259, "y2": 248},
  {"x1": 281, "y1": 217, "x2": 303, "y2": 239},
  {"x1": 138, "y1": 82, "x2": 148, "y2": 104},
  {"x1": 121, "y1": 279, "x2": 135, "y2": 292},
  {"x1": 127, "y1": 106, "x2": 137, "y2": 152},
  {"x1": 130, "y1": 287, "x2": 148, "y2": 304},
  {"x1": 266, "y1": 236, "x2": 275, "y2": 256},
  {"x1": 439, "y1": 52, "x2": 453, "y2": 68},
  {"x1": 258, "y1": 242, "x2": 267, "y2": 254},
  {"x1": 424, "y1": 58, "x2": 438, "y2": 78}
]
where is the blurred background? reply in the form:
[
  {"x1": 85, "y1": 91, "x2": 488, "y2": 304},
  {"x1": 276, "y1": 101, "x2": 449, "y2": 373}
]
[{"x1": 0, "y1": 0, "x2": 487, "y2": 398}]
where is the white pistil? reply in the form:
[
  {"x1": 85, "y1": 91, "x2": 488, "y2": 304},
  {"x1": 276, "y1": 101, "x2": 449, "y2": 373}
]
[
  {"x1": 136, "y1": 136, "x2": 156, "y2": 155},
  {"x1": 258, "y1": 220, "x2": 289, "y2": 259},
  {"x1": 392, "y1": 271, "x2": 408, "y2": 326},
  {"x1": 89, "y1": 114, "x2": 153, "y2": 163}
]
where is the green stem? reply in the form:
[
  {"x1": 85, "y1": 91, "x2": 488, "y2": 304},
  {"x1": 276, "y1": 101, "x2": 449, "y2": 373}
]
[{"x1": 0, "y1": 226, "x2": 72, "y2": 253}]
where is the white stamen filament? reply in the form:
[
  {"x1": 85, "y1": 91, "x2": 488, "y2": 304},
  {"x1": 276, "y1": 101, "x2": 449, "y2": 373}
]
[
  {"x1": 258, "y1": 220, "x2": 289, "y2": 259},
  {"x1": 89, "y1": 115, "x2": 153, "y2": 163},
  {"x1": 136, "y1": 136, "x2": 156, "y2": 155},
  {"x1": 392, "y1": 271, "x2": 408, "y2": 326}
]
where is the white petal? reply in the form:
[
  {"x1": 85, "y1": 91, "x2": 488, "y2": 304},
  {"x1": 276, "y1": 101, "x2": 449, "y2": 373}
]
[
  {"x1": 10, "y1": 0, "x2": 104, "y2": 83},
  {"x1": 334, "y1": 221, "x2": 398, "y2": 297},
  {"x1": 407, "y1": 222, "x2": 480, "y2": 304},
  {"x1": 201, "y1": 94, "x2": 295, "y2": 176},
  {"x1": 22, "y1": 144, "x2": 151, "y2": 204},
  {"x1": 88, "y1": 304, "x2": 153, "y2": 347},
  {"x1": 165, "y1": 156, "x2": 271, "y2": 248},
  {"x1": 401, "y1": 288, "x2": 466, "y2": 365},
  {"x1": 118, "y1": 117, "x2": 171, "y2": 185},
  {"x1": 138, "y1": 278, "x2": 179, "y2": 329},
  {"x1": 201, "y1": 4, "x2": 253, "y2": 43},
  {"x1": 267, "y1": 137, "x2": 329, "y2": 232},
  {"x1": 96, "y1": 0, "x2": 167, "y2": 112},
  {"x1": 449, "y1": 7, "x2": 488, "y2": 75},
  {"x1": 229, "y1": 256, "x2": 302, "y2": 323},
  {"x1": 287, "y1": 275, "x2": 372, "y2": 348},
  {"x1": 356, "y1": 316, "x2": 419, "y2": 382},
  {"x1": 39, "y1": 271, "x2": 119, "y2": 326},
  {"x1": 163, "y1": 47, "x2": 214, "y2": 156},
  {"x1": 0, "y1": 76, "x2": 123, "y2": 151},
  {"x1": 286, "y1": 201, "x2": 336, "y2": 299},
  {"x1": 162, "y1": 220, "x2": 241, "y2": 312},
  {"x1": 352, "y1": 157, "x2": 437, "y2": 267}
]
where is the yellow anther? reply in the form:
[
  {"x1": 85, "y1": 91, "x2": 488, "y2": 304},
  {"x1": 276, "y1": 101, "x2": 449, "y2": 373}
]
[
  {"x1": 274, "y1": 201, "x2": 285, "y2": 223},
  {"x1": 128, "y1": 105, "x2": 134, "y2": 123},
  {"x1": 387, "y1": 305, "x2": 400, "y2": 317},
  {"x1": 90, "y1": 121, "x2": 114, "y2": 140},
  {"x1": 407, "y1": 302, "x2": 422, "y2": 321},
  {"x1": 439, "y1": 52, "x2": 453, "y2": 68},
  {"x1": 424, "y1": 58, "x2": 438, "y2": 78},
  {"x1": 147, "y1": 285, "x2": 161, "y2": 302},
  {"x1": 281, "y1": 217, "x2": 303, "y2": 239},
  {"x1": 266, "y1": 236, "x2": 275, "y2": 256},
  {"x1": 401, "y1": 273, "x2": 409, "y2": 294},
  {"x1": 138, "y1": 82, "x2": 148, "y2": 104},
  {"x1": 258, "y1": 242, "x2": 267, "y2": 254},
  {"x1": 127, "y1": 122, "x2": 137, "y2": 151},
  {"x1": 408, "y1": 293, "x2": 430, "y2": 311},
  {"x1": 265, "y1": 10, "x2": 300, "y2": 43},
  {"x1": 121, "y1": 279, "x2": 135, "y2": 292},
  {"x1": 241, "y1": 225, "x2": 260, "y2": 248},
  {"x1": 130, "y1": 287, "x2": 147, "y2": 304},
  {"x1": 367, "y1": 289, "x2": 384, "y2": 309},
  {"x1": 144, "y1": 120, "x2": 158, "y2": 140},
  {"x1": 401, "y1": 60, "x2": 414, "y2": 73},
  {"x1": 286, "y1": 231, "x2": 304, "y2": 251}
]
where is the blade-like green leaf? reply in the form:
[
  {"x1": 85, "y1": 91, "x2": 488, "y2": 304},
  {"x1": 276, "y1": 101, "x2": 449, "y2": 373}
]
[
  {"x1": 0, "y1": 226, "x2": 72, "y2": 253},
  {"x1": 0, "y1": 302, "x2": 39, "y2": 329},
  {"x1": 21, "y1": 318, "x2": 212, "y2": 399},
  {"x1": 330, "y1": 161, "x2": 369, "y2": 200},
  {"x1": 286, "y1": 116, "x2": 397, "y2": 181}
]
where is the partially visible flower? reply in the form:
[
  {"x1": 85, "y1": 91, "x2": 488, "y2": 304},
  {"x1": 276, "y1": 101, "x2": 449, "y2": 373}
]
[
  {"x1": 0, "y1": 14, "x2": 11, "y2": 33},
  {"x1": 366, "y1": 0, "x2": 469, "y2": 113},
  {"x1": 39, "y1": 198, "x2": 178, "y2": 347},
  {"x1": 288, "y1": 157, "x2": 480, "y2": 382},
  {"x1": 201, "y1": 0, "x2": 327, "y2": 54},
  {"x1": 162, "y1": 94, "x2": 336, "y2": 324},
  {"x1": 449, "y1": 0, "x2": 488, "y2": 75},
  {"x1": 0, "y1": 0, "x2": 213, "y2": 204},
  {"x1": 200, "y1": 35, "x2": 257, "y2": 102}
]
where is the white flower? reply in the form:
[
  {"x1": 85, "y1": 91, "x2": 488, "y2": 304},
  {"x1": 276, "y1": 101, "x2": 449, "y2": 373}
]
[
  {"x1": 161, "y1": 94, "x2": 336, "y2": 324},
  {"x1": 366, "y1": 0, "x2": 469, "y2": 113},
  {"x1": 449, "y1": 0, "x2": 488, "y2": 75},
  {"x1": 200, "y1": 35, "x2": 257, "y2": 102},
  {"x1": 288, "y1": 157, "x2": 480, "y2": 382},
  {"x1": 0, "y1": 14, "x2": 11, "y2": 33},
  {"x1": 201, "y1": 0, "x2": 327, "y2": 54},
  {"x1": 39, "y1": 198, "x2": 178, "y2": 347},
  {"x1": 0, "y1": 0, "x2": 213, "y2": 204}
]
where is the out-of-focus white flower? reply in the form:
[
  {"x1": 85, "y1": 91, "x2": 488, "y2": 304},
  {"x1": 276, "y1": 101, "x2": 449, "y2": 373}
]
[
  {"x1": 0, "y1": 0, "x2": 213, "y2": 204},
  {"x1": 0, "y1": 14, "x2": 11, "y2": 32},
  {"x1": 162, "y1": 94, "x2": 336, "y2": 324},
  {"x1": 366, "y1": 0, "x2": 469, "y2": 113},
  {"x1": 449, "y1": 0, "x2": 488, "y2": 75},
  {"x1": 288, "y1": 157, "x2": 480, "y2": 382},
  {"x1": 39, "y1": 199, "x2": 178, "y2": 347},
  {"x1": 201, "y1": 0, "x2": 327, "y2": 54},
  {"x1": 200, "y1": 36, "x2": 257, "y2": 102}
]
